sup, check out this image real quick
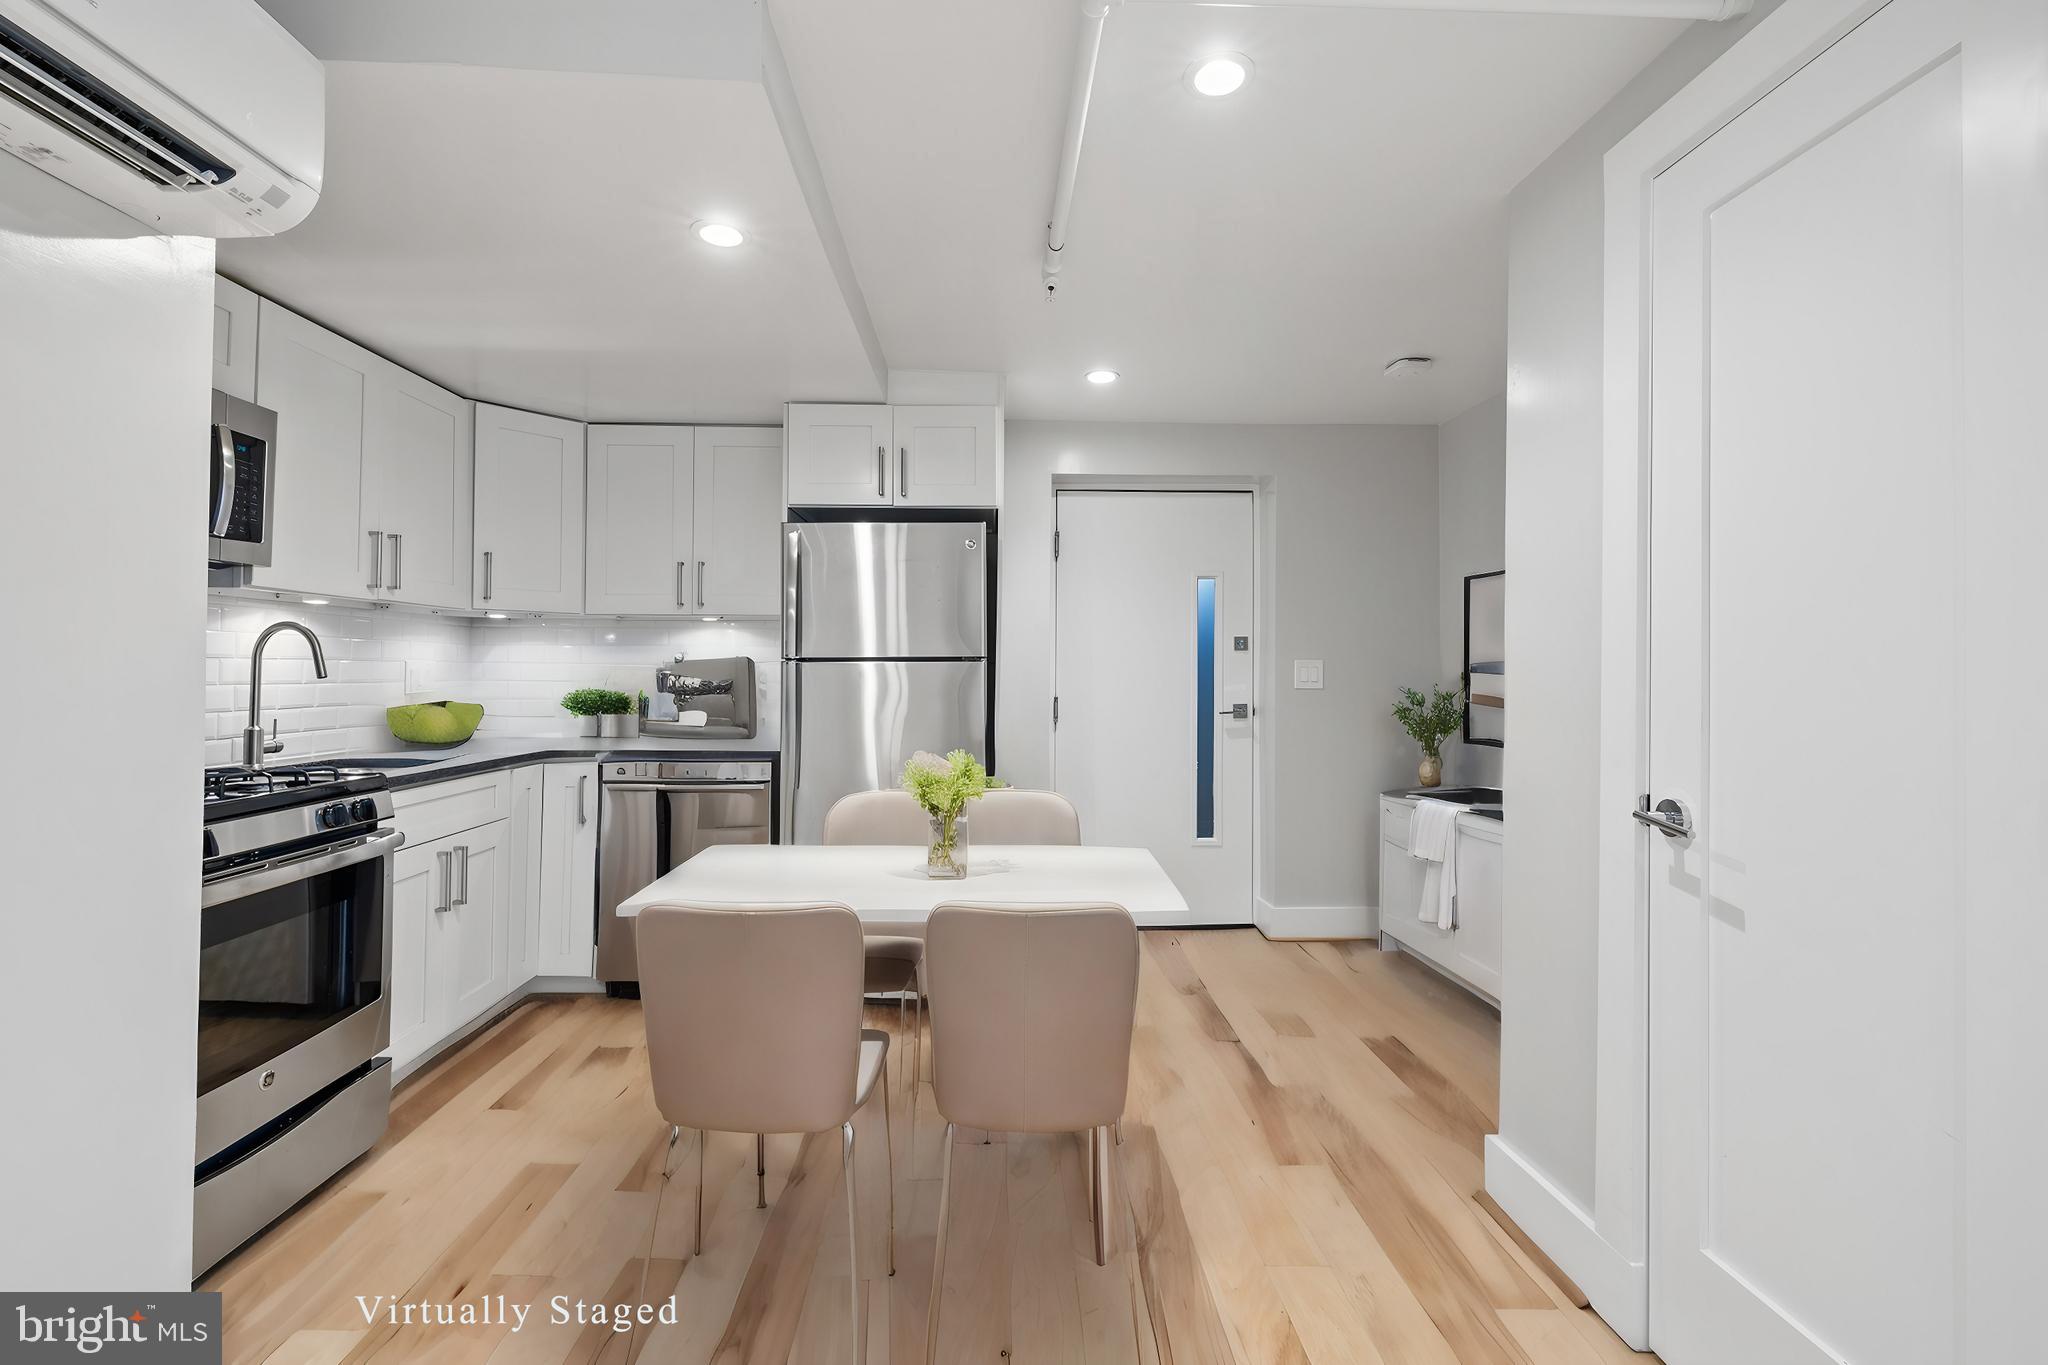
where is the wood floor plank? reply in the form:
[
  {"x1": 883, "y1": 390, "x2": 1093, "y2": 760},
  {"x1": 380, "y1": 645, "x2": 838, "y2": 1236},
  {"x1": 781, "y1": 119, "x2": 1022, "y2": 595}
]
[{"x1": 209, "y1": 932, "x2": 1649, "y2": 1365}]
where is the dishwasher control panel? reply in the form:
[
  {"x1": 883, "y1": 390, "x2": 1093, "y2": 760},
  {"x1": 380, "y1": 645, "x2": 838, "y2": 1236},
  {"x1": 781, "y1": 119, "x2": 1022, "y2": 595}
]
[{"x1": 605, "y1": 759, "x2": 774, "y2": 784}]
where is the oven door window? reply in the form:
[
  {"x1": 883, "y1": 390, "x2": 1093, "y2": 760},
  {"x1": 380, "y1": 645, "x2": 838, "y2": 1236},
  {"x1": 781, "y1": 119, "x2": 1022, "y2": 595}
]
[{"x1": 198, "y1": 855, "x2": 384, "y2": 1097}]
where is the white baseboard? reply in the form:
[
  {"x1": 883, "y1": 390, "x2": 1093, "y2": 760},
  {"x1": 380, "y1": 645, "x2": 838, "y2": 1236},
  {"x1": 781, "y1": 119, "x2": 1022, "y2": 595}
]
[
  {"x1": 1253, "y1": 897, "x2": 1376, "y2": 940},
  {"x1": 1483, "y1": 1135, "x2": 1647, "y2": 1349}
]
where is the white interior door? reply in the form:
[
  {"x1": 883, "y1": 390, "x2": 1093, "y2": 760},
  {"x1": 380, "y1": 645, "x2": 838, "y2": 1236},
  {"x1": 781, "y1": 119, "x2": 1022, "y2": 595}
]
[
  {"x1": 1054, "y1": 491, "x2": 1253, "y2": 925},
  {"x1": 1645, "y1": 2, "x2": 1968, "y2": 1360}
]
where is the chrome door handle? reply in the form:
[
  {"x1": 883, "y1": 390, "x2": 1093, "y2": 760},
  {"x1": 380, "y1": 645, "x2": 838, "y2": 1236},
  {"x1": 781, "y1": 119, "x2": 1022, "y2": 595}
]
[
  {"x1": 898, "y1": 445, "x2": 908, "y2": 494},
  {"x1": 387, "y1": 533, "x2": 402, "y2": 592},
  {"x1": 367, "y1": 530, "x2": 384, "y2": 592},
  {"x1": 211, "y1": 424, "x2": 236, "y2": 537},
  {"x1": 1633, "y1": 797, "x2": 1693, "y2": 839},
  {"x1": 435, "y1": 849, "x2": 453, "y2": 913},
  {"x1": 695, "y1": 560, "x2": 706, "y2": 610},
  {"x1": 453, "y1": 844, "x2": 471, "y2": 906},
  {"x1": 1218, "y1": 704, "x2": 1251, "y2": 719},
  {"x1": 875, "y1": 444, "x2": 886, "y2": 499},
  {"x1": 676, "y1": 560, "x2": 687, "y2": 609},
  {"x1": 577, "y1": 773, "x2": 590, "y2": 825},
  {"x1": 482, "y1": 550, "x2": 493, "y2": 602}
]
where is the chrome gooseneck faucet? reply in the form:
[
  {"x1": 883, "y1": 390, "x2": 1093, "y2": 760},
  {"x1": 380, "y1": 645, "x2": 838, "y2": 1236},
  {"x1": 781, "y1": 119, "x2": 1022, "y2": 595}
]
[{"x1": 242, "y1": 620, "x2": 330, "y2": 767}]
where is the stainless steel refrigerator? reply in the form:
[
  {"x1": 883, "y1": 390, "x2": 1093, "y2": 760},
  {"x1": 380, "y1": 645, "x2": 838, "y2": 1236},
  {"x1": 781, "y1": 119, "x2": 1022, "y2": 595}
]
[{"x1": 782, "y1": 520, "x2": 991, "y2": 844}]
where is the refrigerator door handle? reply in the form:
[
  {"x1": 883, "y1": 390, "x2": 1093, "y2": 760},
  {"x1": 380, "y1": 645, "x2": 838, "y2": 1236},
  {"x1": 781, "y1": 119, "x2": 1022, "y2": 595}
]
[{"x1": 783, "y1": 526, "x2": 803, "y2": 658}]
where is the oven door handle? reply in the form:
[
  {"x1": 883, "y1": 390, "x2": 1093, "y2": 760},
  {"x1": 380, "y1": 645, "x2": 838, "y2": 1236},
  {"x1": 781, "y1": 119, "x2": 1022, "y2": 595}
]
[
  {"x1": 201, "y1": 828, "x2": 405, "y2": 908},
  {"x1": 600, "y1": 782, "x2": 772, "y2": 794}
]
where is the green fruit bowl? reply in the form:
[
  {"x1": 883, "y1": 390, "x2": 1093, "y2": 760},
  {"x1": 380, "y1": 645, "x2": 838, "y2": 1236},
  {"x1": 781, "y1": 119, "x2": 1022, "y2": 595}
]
[{"x1": 385, "y1": 701, "x2": 485, "y2": 746}]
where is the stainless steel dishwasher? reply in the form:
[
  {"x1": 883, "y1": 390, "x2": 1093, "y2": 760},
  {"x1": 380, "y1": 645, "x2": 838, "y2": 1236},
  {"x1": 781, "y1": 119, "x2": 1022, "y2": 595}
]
[{"x1": 595, "y1": 758, "x2": 777, "y2": 989}]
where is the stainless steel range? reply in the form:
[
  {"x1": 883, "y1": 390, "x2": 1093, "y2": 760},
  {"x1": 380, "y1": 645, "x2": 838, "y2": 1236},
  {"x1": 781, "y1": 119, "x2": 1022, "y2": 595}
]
[{"x1": 194, "y1": 762, "x2": 402, "y2": 1276}]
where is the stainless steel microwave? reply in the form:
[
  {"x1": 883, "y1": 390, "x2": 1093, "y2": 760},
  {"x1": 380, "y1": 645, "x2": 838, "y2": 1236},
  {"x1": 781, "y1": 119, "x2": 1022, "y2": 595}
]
[{"x1": 209, "y1": 390, "x2": 276, "y2": 568}]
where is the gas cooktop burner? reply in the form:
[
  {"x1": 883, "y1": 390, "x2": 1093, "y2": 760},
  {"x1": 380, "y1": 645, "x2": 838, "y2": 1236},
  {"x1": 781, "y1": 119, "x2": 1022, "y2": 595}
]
[{"x1": 204, "y1": 763, "x2": 376, "y2": 801}]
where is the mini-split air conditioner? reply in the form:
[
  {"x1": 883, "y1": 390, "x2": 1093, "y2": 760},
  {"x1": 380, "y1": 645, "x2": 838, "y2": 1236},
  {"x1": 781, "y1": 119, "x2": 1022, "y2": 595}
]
[{"x1": 0, "y1": 0, "x2": 321, "y2": 237}]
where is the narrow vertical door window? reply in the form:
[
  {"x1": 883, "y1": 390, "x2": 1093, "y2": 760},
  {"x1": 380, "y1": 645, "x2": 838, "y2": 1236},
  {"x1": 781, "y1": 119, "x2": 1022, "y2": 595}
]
[{"x1": 1195, "y1": 576, "x2": 1216, "y2": 839}]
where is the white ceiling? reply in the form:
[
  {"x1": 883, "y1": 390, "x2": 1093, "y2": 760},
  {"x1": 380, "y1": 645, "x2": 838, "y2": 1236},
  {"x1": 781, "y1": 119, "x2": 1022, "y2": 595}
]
[
  {"x1": 234, "y1": 1, "x2": 1686, "y2": 426},
  {"x1": 770, "y1": 0, "x2": 1684, "y2": 423},
  {"x1": 219, "y1": 60, "x2": 881, "y2": 423}
]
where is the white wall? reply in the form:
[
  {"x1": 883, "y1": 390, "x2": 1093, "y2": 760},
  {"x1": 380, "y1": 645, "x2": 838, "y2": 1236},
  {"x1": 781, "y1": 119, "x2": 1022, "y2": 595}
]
[
  {"x1": 1436, "y1": 394, "x2": 1506, "y2": 788},
  {"x1": 1494, "y1": 0, "x2": 1784, "y2": 1227},
  {"x1": 1000, "y1": 420, "x2": 1440, "y2": 937},
  {"x1": 0, "y1": 158, "x2": 214, "y2": 1288}
]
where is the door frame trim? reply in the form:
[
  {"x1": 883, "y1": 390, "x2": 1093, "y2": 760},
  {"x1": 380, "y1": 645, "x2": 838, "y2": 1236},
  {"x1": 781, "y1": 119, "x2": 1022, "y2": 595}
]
[
  {"x1": 1480, "y1": 0, "x2": 1895, "y2": 1351},
  {"x1": 1048, "y1": 481, "x2": 1268, "y2": 929}
]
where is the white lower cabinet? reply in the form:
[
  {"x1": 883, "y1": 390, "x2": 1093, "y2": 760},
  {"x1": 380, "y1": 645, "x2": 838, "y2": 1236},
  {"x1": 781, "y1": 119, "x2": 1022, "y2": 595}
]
[
  {"x1": 386, "y1": 767, "x2": 596, "y2": 1074},
  {"x1": 1376, "y1": 796, "x2": 1503, "y2": 1004},
  {"x1": 537, "y1": 763, "x2": 599, "y2": 976}
]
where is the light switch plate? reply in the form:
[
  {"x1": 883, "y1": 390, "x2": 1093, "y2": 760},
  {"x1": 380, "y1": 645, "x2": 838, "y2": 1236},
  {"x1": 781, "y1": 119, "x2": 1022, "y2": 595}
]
[{"x1": 1293, "y1": 659, "x2": 1324, "y2": 689}]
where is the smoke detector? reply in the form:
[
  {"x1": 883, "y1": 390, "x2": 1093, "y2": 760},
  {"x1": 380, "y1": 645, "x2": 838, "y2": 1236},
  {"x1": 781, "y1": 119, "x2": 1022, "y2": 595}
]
[{"x1": 1383, "y1": 356, "x2": 1435, "y2": 379}]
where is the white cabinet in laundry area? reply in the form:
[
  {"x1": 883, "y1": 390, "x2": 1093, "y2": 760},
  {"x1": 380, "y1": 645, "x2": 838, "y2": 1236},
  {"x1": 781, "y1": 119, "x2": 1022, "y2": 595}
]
[{"x1": 1376, "y1": 795, "x2": 1504, "y2": 1004}]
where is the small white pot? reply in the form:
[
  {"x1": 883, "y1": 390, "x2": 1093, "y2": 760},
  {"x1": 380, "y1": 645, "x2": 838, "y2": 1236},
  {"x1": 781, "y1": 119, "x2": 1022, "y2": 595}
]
[{"x1": 599, "y1": 713, "x2": 639, "y2": 739}]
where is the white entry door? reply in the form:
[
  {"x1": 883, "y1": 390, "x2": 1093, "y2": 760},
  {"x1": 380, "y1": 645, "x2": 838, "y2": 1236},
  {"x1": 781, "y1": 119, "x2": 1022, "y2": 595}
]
[
  {"x1": 1645, "y1": 1, "x2": 1985, "y2": 1360},
  {"x1": 1053, "y1": 491, "x2": 1253, "y2": 924}
]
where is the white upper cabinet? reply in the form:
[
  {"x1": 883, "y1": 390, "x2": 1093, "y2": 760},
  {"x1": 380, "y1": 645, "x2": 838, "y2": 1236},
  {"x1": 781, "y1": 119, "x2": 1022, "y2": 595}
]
[
  {"x1": 895, "y1": 405, "x2": 1003, "y2": 507},
  {"x1": 784, "y1": 403, "x2": 894, "y2": 506},
  {"x1": 693, "y1": 427, "x2": 783, "y2": 616},
  {"x1": 585, "y1": 425, "x2": 783, "y2": 616},
  {"x1": 212, "y1": 277, "x2": 259, "y2": 403},
  {"x1": 786, "y1": 403, "x2": 1002, "y2": 508},
  {"x1": 585, "y1": 426, "x2": 694, "y2": 615},
  {"x1": 365, "y1": 368, "x2": 473, "y2": 610},
  {"x1": 474, "y1": 404, "x2": 585, "y2": 613},
  {"x1": 252, "y1": 299, "x2": 372, "y2": 599}
]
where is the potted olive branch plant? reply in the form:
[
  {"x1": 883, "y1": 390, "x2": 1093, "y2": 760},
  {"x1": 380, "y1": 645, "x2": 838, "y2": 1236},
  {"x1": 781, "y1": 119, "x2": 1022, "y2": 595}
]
[
  {"x1": 1392, "y1": 683, "x2": 1465, "y2": 789},
  {"x1": 561, "y1": 687, "x2": 637, "y2": 739},
  {"x1": 900, "y1": 749, "x2": 1003, "y2": 879}
]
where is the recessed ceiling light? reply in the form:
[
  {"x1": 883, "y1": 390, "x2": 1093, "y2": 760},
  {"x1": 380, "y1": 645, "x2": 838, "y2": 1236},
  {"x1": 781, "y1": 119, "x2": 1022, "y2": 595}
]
[
  {"x1": 693, "y1": 221, "x2": 745, "y2": 247},
  {"x1": 1086, "y1": 369, "x2": 1120, "y2": 385},
  {"x1": 1186, "y1": 53, "x2": 1251, "y2": 98},
  {"x1": 301, "y1": 597, "x2": 329, "y2": 606}
]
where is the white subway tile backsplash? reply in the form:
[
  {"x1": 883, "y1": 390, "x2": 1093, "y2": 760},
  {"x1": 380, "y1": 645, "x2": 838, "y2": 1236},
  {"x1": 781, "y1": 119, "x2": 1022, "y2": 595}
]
[{"x1": 204, "y1": 596, "x2": 780, "y2": 760}]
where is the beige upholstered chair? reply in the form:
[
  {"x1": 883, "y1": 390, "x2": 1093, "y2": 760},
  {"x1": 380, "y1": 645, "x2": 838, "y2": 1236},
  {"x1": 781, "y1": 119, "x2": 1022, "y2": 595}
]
[
  {"x1": 821, "y1": 789, "x2": 929, "y2": 843},
  {"x1": 823, "y1": 789, "x2": 931, "y2": 1103},
  {"x1": 966, "y1": 789, "x2": 1082, "y2": 845},
  {"x1": 922, "y1": 902, "x2": 1139, "y2": 1362},
  {"x1": 636, "y1": 901, "x2": 892, "y2": 1365}
]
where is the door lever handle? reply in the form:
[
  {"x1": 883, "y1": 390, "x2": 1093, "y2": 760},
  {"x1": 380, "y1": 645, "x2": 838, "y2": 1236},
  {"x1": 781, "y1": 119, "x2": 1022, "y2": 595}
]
[
  {"x1": 1218, "y1": 704, "x2": 1251, "y2": 720},
  {"x1": 1632, "y1": 797, "x2": 1693, "y2": 839}
]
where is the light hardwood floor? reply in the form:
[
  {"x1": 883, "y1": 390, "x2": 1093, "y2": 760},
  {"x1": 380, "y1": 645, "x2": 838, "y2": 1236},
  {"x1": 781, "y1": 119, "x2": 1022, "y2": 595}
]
[{"x1": 204, "y1": 930, "x2": 1648, "y2": 1364}]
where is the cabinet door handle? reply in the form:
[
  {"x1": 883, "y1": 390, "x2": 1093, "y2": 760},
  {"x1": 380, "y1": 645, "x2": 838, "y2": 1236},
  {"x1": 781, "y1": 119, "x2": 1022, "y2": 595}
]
[
  {"x1": 482, "y1": 550, "x2": 493, "y2": 602},
  {"x1": 453, "y1": 844, "x2": 471, "y2": 906},
  {"x1": 367, "y1": 530, "x2": 384, "y2": 593},
  {"x1": 696, "y1": 560, "x2": 706, "y2": 610},
  {"x1": 676, "y1": 561, "x2": 687, "y2": 609},
  {"x1": 435, "y1": 849, "x2": 452, "y2": 913},
  {"x1": 875, "y1": 445, "x2": 886, "y2": 499},
  {"x1": 387, "y1": 533, "x2": 403, "y2": 592},
  {"x1": 899, "y1": 445, "x2": 908, "y2": 494},
  {"x1": 577, "y1": 773, "x2": 590, "y2": 826}
]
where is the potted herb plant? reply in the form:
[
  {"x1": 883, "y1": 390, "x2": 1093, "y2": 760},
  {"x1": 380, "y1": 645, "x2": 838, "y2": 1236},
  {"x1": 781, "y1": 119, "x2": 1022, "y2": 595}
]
[
  {"x1": 562, "y1": 687, "x2": 636, "y2": 739},
  {"x1": 1392, "y1": 684, "x2": 1465, "y2": 789},
  {"x1": 900, "y1": 749, "x2": 1002, "y2": 879}
]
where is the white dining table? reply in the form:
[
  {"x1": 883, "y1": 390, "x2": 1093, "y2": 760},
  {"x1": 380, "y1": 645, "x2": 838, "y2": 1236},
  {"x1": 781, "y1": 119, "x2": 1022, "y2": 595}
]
[{"x1": 613, "y1": 844, "x2": 1191, "y2": 926}]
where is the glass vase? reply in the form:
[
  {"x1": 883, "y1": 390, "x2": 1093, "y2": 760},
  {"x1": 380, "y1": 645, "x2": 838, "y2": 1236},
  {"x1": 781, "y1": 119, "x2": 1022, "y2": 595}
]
[{"x1": 925, "y1": 811, "x2": 968, "y2": 879}]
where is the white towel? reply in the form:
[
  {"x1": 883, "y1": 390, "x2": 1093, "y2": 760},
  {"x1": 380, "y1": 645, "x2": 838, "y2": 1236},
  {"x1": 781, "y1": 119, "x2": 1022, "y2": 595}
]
[
  {"x1": 675, "y1": 709, "x2": 708, "y2": 727},
  {"x1": 1408, "y1": 798, "x2": 1464, "y2": 929}
]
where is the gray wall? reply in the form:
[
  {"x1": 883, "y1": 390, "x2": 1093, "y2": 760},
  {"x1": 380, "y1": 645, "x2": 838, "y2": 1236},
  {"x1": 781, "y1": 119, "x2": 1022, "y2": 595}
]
[
  {"x1": 1499, "y1": 0, "x2": 1785, "y2": 1211},
  {"x1": 999, "y1": 420, "x2": 1439, "y2": 931},
  {"x1": 0, "y1": 155, "x2": 213, "y2": 1286},
  {"x1": 1437, "y1": 394, "x2": 1506, "y2": 788}
]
